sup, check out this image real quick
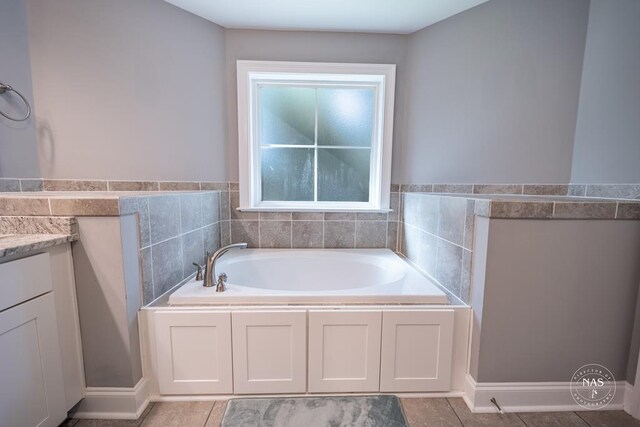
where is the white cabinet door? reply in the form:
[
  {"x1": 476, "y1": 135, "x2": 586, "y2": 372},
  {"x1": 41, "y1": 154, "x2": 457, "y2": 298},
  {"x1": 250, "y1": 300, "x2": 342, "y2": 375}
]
[
  {"x1": 0, "y1": 293, "x2": 66, "y2": 427},
  {"x1": 380, "y1": 310, "x2": 454, "y2": 392},
  {"x1": 232, "y1": 311, "x2": 307, "y2": 394},
  {"x1": 308, "y1": 310, "x2": 382, "y2": 392},
  {"x1": 156, "y1": 311, "x2": 232, "y2": 395}
]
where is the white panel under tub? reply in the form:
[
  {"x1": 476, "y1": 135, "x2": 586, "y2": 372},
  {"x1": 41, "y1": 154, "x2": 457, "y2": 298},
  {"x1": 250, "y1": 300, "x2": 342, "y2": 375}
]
[
  {"x1": 155, "y1": 311, "x2": 232, "y2": 394},
  {"x1": 308, "y1": 310, "x2": 382, "y2": 393},
  {"x1": 380, "y1": 309, "x2": 454, "y2": 392},
  {"x1": 232, "y1": 310, "x2": 307, "y2": 394}
]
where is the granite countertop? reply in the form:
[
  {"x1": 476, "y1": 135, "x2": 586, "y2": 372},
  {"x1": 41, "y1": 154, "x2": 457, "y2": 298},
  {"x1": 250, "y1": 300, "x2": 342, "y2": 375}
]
[
  {"x1": 0, "y1": 216, "x2": 79, "y2": 258},
  {"x1": 0, "y1": 233, "x2": 78, "y2": 258}
]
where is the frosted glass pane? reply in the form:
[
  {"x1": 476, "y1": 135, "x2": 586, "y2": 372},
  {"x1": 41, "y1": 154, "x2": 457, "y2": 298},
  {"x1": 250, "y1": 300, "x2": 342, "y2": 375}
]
[
  {"x1": 261, "y1": 148, "x2": 314, "y2": 201},
  {"x1": 317, "y1": 149, "x2": 370, "y2": 202},
  {"x1": 317, "y1": 88, "x2": 375, "y2": 147},
  {"x1": 260, "y1": 86, "x2": 315, "y2": 146}
]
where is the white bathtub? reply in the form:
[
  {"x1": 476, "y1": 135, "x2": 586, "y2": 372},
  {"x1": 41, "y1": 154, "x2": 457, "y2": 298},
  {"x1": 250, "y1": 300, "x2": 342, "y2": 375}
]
[{"x1": 169, "y1": 248, "x2": 449, "y2": 305}]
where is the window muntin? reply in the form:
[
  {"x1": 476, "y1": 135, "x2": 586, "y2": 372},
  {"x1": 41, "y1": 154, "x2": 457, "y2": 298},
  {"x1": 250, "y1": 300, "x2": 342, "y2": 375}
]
[
  {"x1": 238, "y1": 61, "x2": 395, "y2": 211},
  {"x1": 258, "y1": 84, "x2": 376, "y2": 203}
]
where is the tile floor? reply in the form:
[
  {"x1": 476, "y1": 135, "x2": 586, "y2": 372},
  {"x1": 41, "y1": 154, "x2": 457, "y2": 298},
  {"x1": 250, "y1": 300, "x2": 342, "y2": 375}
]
[{"x1": 61, "y1": 398, "x2": 640, "y2": 427}]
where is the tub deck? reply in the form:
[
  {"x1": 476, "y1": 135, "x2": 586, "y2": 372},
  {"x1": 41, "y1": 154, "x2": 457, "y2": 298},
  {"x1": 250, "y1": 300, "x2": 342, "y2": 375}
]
[{"x1": 169, "y1": 249, "x2": 449, "y2": 305}]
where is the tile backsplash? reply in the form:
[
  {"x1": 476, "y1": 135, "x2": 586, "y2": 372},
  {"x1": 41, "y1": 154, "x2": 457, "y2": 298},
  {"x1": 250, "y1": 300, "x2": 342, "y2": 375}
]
[
  {"x1": 221, "y1": 188, "x2": 401, "y2": 251},
  {"x1": 120, "y1": 192, "x2": 222, "y2": 304},
  {"x1": 3, "y1": 178, "x2": 639, "y2": 200},
  {"x1": 400, "y1": 193, "x2": 478, "y2": 303},
  {"x1": 2, "y1": 177, "x2": 639, "y2": 307},
  {"x1": 0, "y1": 178, "x2": 231, "y2": 193}
]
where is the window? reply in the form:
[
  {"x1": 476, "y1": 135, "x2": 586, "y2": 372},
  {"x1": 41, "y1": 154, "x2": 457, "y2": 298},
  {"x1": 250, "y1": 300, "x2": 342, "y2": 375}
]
[{"x1": 237, "y1": 61, "x2": 395, "y2": 211}]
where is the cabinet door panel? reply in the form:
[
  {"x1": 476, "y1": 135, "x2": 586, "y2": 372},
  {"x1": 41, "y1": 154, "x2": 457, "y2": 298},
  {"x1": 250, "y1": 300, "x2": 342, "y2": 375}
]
[
  {"x1": 156, "y1": 311, "x2": 232, "y2": 394},
  {"x1": 380, "y1": 310, "x2": 454, "y2": 392},
  {"x1": 0, "y1": 293, "x2": 66, "y2": 427},
  {"x1": 232, "y1": 311, "x2": 307, "y2": 394},
  {"x1": 308, "y1": 310, "x2": 382, "y2": 392}
]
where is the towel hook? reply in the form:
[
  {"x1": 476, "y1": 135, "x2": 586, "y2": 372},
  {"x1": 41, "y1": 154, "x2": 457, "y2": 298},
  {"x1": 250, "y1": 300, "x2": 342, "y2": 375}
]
[{"x1": 0, "y1": 82, "x2": 31, "y2": 122}]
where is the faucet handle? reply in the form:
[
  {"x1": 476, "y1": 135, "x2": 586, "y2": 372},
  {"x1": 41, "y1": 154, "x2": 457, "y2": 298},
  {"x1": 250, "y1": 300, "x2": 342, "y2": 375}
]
[
  {"x1": 218, "y1": 273, "x2": 227, "y2": 282},
  {"x1": 192, "y1": 262, "x2": 203, "y2": 281}
]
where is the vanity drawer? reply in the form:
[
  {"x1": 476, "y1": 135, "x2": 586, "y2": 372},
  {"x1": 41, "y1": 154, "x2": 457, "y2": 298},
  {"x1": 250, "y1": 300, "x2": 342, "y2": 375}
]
[{"x1": 0, "y1": 253, "x2": 53, "y2": 312}]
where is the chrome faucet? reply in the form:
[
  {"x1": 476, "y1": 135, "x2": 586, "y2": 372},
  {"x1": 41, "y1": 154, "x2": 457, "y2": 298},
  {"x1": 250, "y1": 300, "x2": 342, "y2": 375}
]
[{"x1": 203, "y1": 243, "x2": 248, "y2": 290}]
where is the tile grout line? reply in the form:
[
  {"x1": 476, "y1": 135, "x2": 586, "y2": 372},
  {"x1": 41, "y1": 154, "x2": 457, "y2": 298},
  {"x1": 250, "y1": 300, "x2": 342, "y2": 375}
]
[
  {"x1": 354, "y1": 217, "x2": 358, "y2": 248},
  {"x1": 444, "y1": 397, "x2": 465, "y2": 427},
  {"x1": 405, "y1": 221, "x2": 468, "y2": 251},
  {"x1": 138, "y1": 401, "x2": 157, "y2": 426},
  {"x1": 385, "y1": 216, "x2": 389, "y2": 250},
  {"x1": 201, "y1": 400, "x2": 217, "y2": 427},
  {"x1": 573, "y1": 411, "x2": 593, "y2": 426},
  {"x1": 140, "y1": 222, "x2": 214, "y2": 251},
  {"x1": 516, "y1": 412, "x2": 530, "y2": 426}
]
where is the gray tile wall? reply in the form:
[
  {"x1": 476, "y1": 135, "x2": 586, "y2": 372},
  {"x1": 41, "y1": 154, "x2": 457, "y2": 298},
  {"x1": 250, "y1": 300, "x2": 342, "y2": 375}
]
[
  {"x1": 2, "y1": 178, "x2": 639, "y2": 200},
  {"x1": 220, "y1": 186, "x2": 401, "y2": 250},
  {"x1": 0, "y1": 178, "x2": 231, "y2": 193},
  {"x1": 401, "y1": 183, "x2": 571, "y2": 196},
  {"x1": 4, "y1": 176, "x2": 638, "y2": 306},
  {"x1": 121, "y1": 192, "x2": 222, "y2": 305},
  {"x1": 568, "y1": 184, "x2": 640, "y2": 199},
  {"x1": 400, "y1": 193, "x2": 476, "y2": 303}
]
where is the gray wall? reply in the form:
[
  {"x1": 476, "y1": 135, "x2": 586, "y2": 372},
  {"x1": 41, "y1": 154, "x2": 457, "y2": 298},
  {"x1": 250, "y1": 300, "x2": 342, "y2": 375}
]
[
  {"x1": 224, "y1": 29, "x2": 408, "y2": 183},
  {"x1": 401, "y1": 0, "x2": 590, "y2": 184},
  {"x1": 470, "y1": 217, "x2": 640, "y2": 383},
  {"x1": 24, "y1": 0, "x2": 227, "y2": 181},
  {"x1": 0, "y1": 0, "x2": 40, "y2": 178},
  {"x1": 72, "y1": 216, "x2": 143, "y2": 387},
  {"x1": 6, "y1": 0, "x2": 636, "y2": 186},
  {"x1": 571, "y1": 0, "x2": 640, "y2": 184}
]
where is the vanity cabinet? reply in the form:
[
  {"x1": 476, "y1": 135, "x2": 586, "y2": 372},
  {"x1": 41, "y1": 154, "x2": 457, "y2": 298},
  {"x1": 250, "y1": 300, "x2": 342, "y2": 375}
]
[
  {"x1": 380, "y1": 310, "x2": 454, "y2": 392},
  {"x1": 232, "y1": 310, "x2": 307, "y2": 394},
  {"x1": 0, "y1": 253, "x2": 69, "y2": 427},
  {"x1": 308, "y1": 310, "x2": 382, "y2": 392},
  {"x1": 155, "y1": 311, "x2": 232, "y2": 395}
]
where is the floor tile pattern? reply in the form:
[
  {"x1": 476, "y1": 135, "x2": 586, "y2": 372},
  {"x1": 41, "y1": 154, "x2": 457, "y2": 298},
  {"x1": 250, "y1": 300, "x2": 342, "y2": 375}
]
[{"x1": 61, "y1": 398, "x2": 640, "y2": 427}]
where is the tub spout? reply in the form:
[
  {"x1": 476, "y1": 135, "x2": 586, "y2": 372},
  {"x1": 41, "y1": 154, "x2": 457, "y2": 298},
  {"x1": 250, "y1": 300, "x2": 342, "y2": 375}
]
[{"x1": 203, "y1": 243, "x2": 247, "y2": 288}]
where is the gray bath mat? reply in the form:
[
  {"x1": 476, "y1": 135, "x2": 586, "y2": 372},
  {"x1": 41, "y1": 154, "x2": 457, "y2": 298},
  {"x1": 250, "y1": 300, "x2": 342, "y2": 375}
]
[{"x1": 221, "y1": 395, "x2": 407, "y2": 427}]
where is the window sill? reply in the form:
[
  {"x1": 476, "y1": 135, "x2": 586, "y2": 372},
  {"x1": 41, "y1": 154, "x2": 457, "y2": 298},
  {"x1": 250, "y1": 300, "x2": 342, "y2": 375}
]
[{"x1": 237, "y1": 207, "x2": 393, "y2": 213}]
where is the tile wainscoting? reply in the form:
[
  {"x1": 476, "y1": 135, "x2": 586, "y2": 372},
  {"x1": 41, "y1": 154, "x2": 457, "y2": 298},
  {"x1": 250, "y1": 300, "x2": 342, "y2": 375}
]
[
  {"x1": 2, "y1": 178, "x2": 640, "y2": 200},
  {"x1": 2, "y1": 178, "x2": 639, "y2": 306},
  {"x1": 119, "y1": 192, "x2": 222, "y2": 305},
  {"x1": 221, "y1": 187, "x2": 401, "y2": 250},
  {"x1": 399, "y1": 193, "x2": 480, "y2": 303},
  {"x1": 0, "y1": 178, "x2": 231, "y2": 193}
]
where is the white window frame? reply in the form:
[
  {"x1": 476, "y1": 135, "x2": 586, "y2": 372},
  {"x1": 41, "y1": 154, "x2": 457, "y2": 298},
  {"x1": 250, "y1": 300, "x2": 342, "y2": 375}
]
[{"x1": 237, "y1": 60, "x2": 395, "y2": 212}]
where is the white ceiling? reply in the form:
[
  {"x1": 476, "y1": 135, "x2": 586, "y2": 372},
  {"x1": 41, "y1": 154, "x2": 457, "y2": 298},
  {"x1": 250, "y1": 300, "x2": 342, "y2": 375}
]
[{"x1": 163, "y1": 0, "x2": 490, "y2": 34}]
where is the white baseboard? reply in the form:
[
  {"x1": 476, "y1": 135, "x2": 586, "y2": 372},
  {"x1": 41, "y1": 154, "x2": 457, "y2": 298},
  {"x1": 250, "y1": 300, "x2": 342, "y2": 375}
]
[
  {"x1": 74, "y1": 373, "x2": 633, "y2": 418},
  {"x1": 70, "y1": 378, "x2": 150, "y2": 420},
  {"x1": 464, "y1": 374, "x2": 632, "y2": 414},
  {"x1": 147, "y1": 390, "x2": 466, "y2": 402},
  {"x1": 624, "y1": 382, "x2": 635, "y2": 414}
]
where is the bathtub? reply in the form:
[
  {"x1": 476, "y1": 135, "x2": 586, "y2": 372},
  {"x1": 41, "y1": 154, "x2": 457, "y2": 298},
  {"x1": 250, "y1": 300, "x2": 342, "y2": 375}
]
[{"x1": 168, "y1": 248, "x2": 448, "y2": 305}]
